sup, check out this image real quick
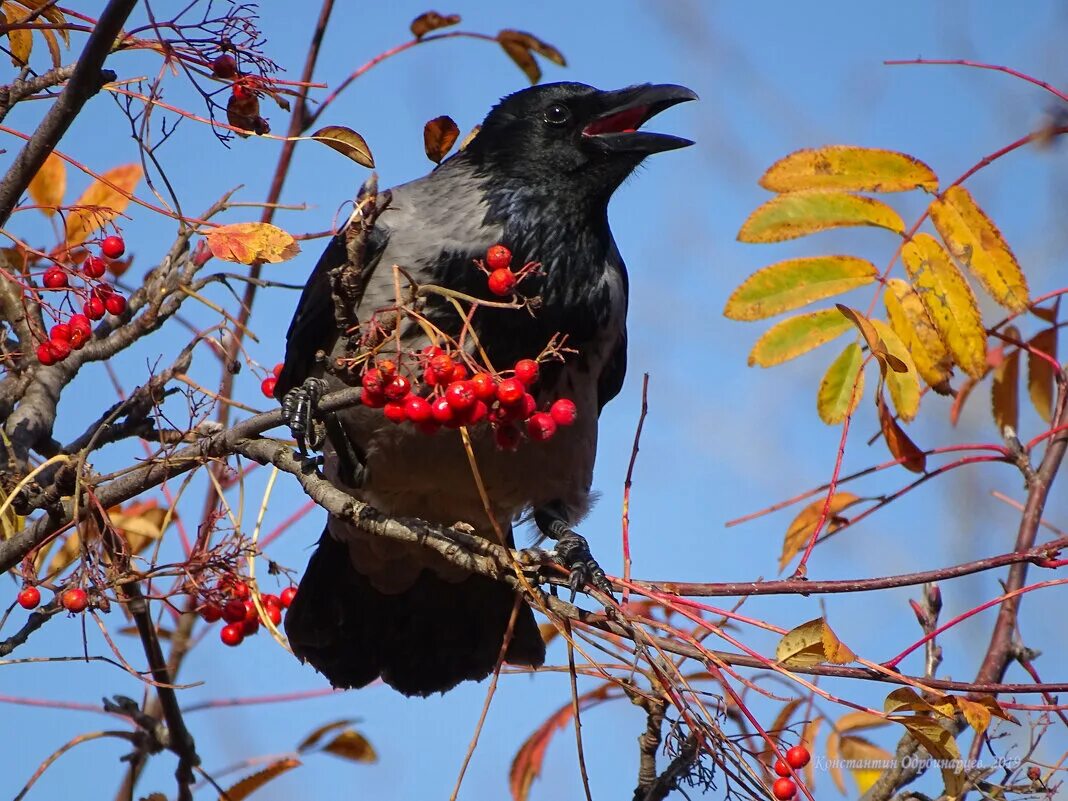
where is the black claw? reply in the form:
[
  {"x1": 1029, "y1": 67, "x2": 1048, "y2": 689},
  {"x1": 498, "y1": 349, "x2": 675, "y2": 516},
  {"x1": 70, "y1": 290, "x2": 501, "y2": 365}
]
[
  {"x1": 555, "y1": 530, "x2": 613, "y2": 598},
  {"x1": 281, "y1": 377, "x2": 328, "y2": 456}
]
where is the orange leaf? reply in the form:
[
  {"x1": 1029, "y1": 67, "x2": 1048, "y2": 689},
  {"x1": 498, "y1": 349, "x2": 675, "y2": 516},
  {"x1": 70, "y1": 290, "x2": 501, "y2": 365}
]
[
  {"x1": 64, "y1": 164, "x2": 142, "y2": 247},
  {"x1": 1027, "y1": 328, "x2": 1057, "y2": 423},
  {"x1": 780, "y1": 493, "x2": 862, "y2": 571},
  {"x1": 877, "y1": 394, "x2": 926, "y2": 473},
  {"x1": 219, "y1": 758, "x2": 300, "y2": 801},
  {"x1": 28, "y1": 152, "x2": 65, "y2": 216},
  {"x1": 205, "y1": 222, "x2": 300, "y2": 265},
  {"x1": 410, "y1": 10, "x2": 460, "y2": 38},
  {"x1": 423, "y1": 115, "x2": 460, "y2": 164},
  {"x1": 991, "y1": 328, "x2": 1020, "y2": 435}
]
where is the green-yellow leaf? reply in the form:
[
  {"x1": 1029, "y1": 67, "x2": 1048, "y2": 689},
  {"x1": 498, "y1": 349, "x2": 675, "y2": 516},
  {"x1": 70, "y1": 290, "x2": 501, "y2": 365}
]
[
  {"x1": 884, "y1": 278, "x2": 953, "y2": 391},
  {"x1": 779, "y1": 493, "x2": 862, "y2": 571},
  {"x1": 871, "y1": 319, "x2": 921, "y2": 421},
  {"x1": 738, "y1": 191, "x2": 905, "y2": 243},
  {"x1": 219, "y1": 758, "x2": 301, "y2": 801},
  {"x1": 760, "y1": 146, "x2": 938, "y2": 193},
  {"x1": 929, "y1": 185, "x2": 1029, "y2": 312},
  {"x1": 901, "y1": 234, "x2": 987, "y2": 378},
  {"x1": 775, "y1": 617, "x2": 856, "y2": 667},
  {"x1": 838, "y1": 736, "x2": 892, "y2": 794},
  {"x1": 748, "y1": 308, "x2": 854, "y2": 367},
  {"x1": 817, "y1": 342, "x2": 865, "y2": 424},
  {"x1": 1027, "y1": 329, "x2": 1057, "y2": 423},
  {"x1": 724, "y1": 256, "x2": 878, "y2": 321}
]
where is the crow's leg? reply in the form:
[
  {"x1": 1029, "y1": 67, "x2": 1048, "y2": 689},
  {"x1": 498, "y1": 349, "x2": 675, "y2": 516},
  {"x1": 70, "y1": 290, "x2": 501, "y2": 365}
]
[
  {"x1": 280, "y1": 377, "x2": 366, "y2": 487},
  {"x1": 533, "y1": 502, "x2": 613, "y2": 598}
]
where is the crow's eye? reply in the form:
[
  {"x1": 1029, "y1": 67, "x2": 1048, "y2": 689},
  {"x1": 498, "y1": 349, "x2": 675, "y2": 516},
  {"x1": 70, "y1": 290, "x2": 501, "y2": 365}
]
[{"x1": 543, "y1": 103, "x2": 571, "y2": 126}]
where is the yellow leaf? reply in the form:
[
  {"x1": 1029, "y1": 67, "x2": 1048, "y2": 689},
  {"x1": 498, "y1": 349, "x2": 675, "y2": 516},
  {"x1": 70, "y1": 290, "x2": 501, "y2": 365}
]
[
  {"x1": 835, "y1": 304, "x2": 908, "y2": 374},
  {"x1": 901, "y1": 234, "x2": 987, "y2": 378},
  {"x1": 64, "y1": 164, "x2": 143, "y2": 247},
  {"x1": 826, "y1": 730, "x2": 846, "y2": 795},
  {"x1": 4, "y1": 2, "x2": 32, "y2": 65},
  {"x1": 409, "y1": 10, "x2": 460, "y2": 39},
  {"x1": 28, "y1": 152, "x2": 65, "y2": 216},
  {"x1": 877, "y1": 394, "x2": 926, "y2": 473},
  {"x1": 954, "y1": 697, "x2": 992, "y2": 736},
  {"x1": 423, "y1": 115, "x2": 459, "y2": 165},
  {"x1": 309, "y1": 126, "x2": 374, "y2": 168},
  {"x1": 297, "y1": 719, "x2": 357, "y2": 752},
  {"x1": 890, "y1": 716, "x2": 964, "y2": 797},
  {"x1": 219, "y1": 757, "x2": 301, "y2": 801},
  {"x1": 748, "y1": 308, "x2": 854, "y2": 367},
  {"x1": 991, "y1": 339, "x2": 1020, "y2": 435},
  {"x1": 205, "y1": 222, "x2": 300, "y2": 265},
  {"x1": 0, "y1": 484, "x2": 25, "y2": 541},
  {"x1": 776, "y1": 617, "x2": 856, "y2": 667},
  {"x1": 780, "y1": 493, "x2": 862, "y2": 571},
  {"x1": 838, "y1": 735, "x2": 892, "y2": 794},
  {"x1": 835, "y1": 711, "x2": 891, "y2": 734},
  {"x1": 108, "y1": 500, "x2": 173, "y2": 556},
  {"x1": 1027, "y1": 329, "x2": 1057, "y2": 423},
  {"x1": 929, "y1": 185, "x2": 1029, "y2": 312},
  {"x1": 871, "y1": 319, "x2": 921, "y2": 421},
  {"x1": 321, "y1": 730, "x2": 377, "y2": 763},
  {"x1": 884, "y1": 278, "x2": 953, "y2": 391},
  {"x1": 724, "y1": 255, "x2": 878, "y2": 321},
  {"x1": 738, "y1": 191, "x2": 905, "y2": 243},
  {"x1": 760, "y1": 146, "x2": 938, "y2": 193},
  {"x1": 817, "y1": 342, "x2": 865, "y2": 424},
  {"x1": 883, "y1": 688, "x2": 954, "y2": 719}
]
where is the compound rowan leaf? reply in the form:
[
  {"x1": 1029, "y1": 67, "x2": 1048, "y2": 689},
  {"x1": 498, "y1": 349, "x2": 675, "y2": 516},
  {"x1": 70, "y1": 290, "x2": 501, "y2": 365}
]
[
  {"x1": 724, "y1": 256, "x2": 877, "y2": 320},
  {"x1": 871, "y1": 319, "x2": 921, "y2": 421},
  {"x1": 817, "y1": 342, "x2": 865, "y2": 424},
  {"x1": 776, "y1": 617, "x2": 856, "y2": 667},
  {"x1": 64, "y1": 164, "x2": 142, "y2": 247},
  {"x1": 838, "y1": 736, "x2": 893, "y2": 794},
  {"x1": 780, "y1": 493, "x2": 862, "y2": 571},
  {"x1": 901, "y1": 233, "x2": 987, "y2": 378},
  {"x1": 760, "y1": 146, "x2": 938, "y2": 193},
  {"x1": 877, "y1": 394, "x2": 926, "y2": 473},
  {"x1": 310, "y1": 125, "x2": 375, "y2": 168},
  {"x1": 991, "y1": 335, "x2": 1020, "y2": 435},
  {"x1": 929, "y1": 185, "x2": 1029, "y2": 312},
  {"x1": 1027, "y1": 328, "x2": 1057, "y2": 423},
  {"x1": 27, "y1": 151, "x2": 65, "y2": 216},
  {"x1": 205, "y1": 222, "x2": 300, "y2": 265},
  {"x1": 738, "y1": 191, "x2": 905, "y2": 243},
  {"x1": 836, "y1": 304, "x2": 908, "y2": 374},
  {"x1": 748, "y1": 308, "x2": 854, "y2": 367},
  {"x1": 410, "y1": 10, "x2": 460, "y2": 38},
  {"x1": 219, "y1": 758, "x2": 301, "y2": 801},
  {"x1": 423, "y1": 115, "x2": 459, "y2": 164},
  {"x1": 884, "y1": 278, "x2": 953, "y2": 392}
]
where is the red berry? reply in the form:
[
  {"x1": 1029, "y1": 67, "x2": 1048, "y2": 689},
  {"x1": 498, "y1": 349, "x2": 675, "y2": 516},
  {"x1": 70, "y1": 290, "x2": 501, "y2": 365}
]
[
  {"x1": 494, "y1": 424, "x2": 521, "y2": 451},
  {"x1": 487, "y1": 268, "x2": 517, "y2": 296},
  {"x1": 50, "y1": 323, "x2": 71, "y2": 343},
  {"x1": 429, "y1": 354, "x2": 454, "y2": 381},
  {"x1": 261, "y1": 593, "x2": 281, "y2": 610},
  {"x1": 264, "y1": 602, "x2": 282, "y2": 626},
  {"x1": 69, "y1": 314, "x2": 91, "y2": 335},
  {"x1": 261, "y1": 375, "x2": 277, "y2": 398},
  {"x1": 383, "y1": 400, "x2": 407, "y2": 424},
  {"x1": 104, "y1": 294, "x2": 126, "y2": 315},
  {"x1": 101, "y1": 235, "x2": 125, "y2": 258},
  {"x1": 280, "y1": 586, "x2": 297, "y2": 608},
  {"x1": 785, "y1": 746, "x2": 810, "y2": 770},
  {"x1": 774, "y1": 759, "x2": 791, "y2": 778},
  {"x1": 61, "y1": 588, "x2": 88, "y2": 613},
  {"x1": 772, "y1": 777, "x2": 797, "y2": 800},
  {"x1": 376, "y1": 358, "x2": 397, "y2": 377},
  {"x1": 212, "y1": 54, "x2": 238, "y2": 79},
  {"x1": 200, "y1": 602, "x2": 223, "y2": 623},
  {"x1": 526, "y1": 412, "x2": 557, "y2": 441},
  {"x1": 450, "y1": 362, "x2": 469, "y2": 382},
  {"x1": 445, "y1": 380, "x2": 476, "y2": 411},
  {"x1": 514, "y1": 358, "x2": 539, "y2": 386},
  {"x1": 242, "y1": 599, "x2": 258, "y2": 622},
  {"x1": 17, "y1": 586, "x2": 41, "y2": 610},
  {"x1": 83, "y1": 255, "x2": 107, "y2": 278},
  {"x1": 470, "y1": 372, "x2": 497, "y2": 401},
  {"x1": 383, "y1": 374, "x2": 411, "y2": 401},
  {"x1": 220, "y1": 623, "x2": 244, "y2": 646},
  {"x1": 241, "y1": 615, "x2": 260, "y2": 636},
  {"x1": 272, "y1": 362, "x2": 283, "y2": 378},
  {"x1": 404, "y1": 395, "x2": 433, "y2": 423},
  {"x1": 550, "y1": 398, "x2": 578, "y2": 426},
  {"x1": 49, "y1": 338, "x2": 71, "y2": 361},
  {"x1": 84, "y1": 297, "x2": 106, "y2": 320},
  {"x1": 43, "y1": 267, "x2": 67, "y2": 288},
  {"x1": 486, "y1": 244, "x2": 512, "y2": 270},
  {"x1": 361, "y1": 368, "x2": 385, "y2": 394},
  {"x1": 431, "y1": 396, "x2": 455, "y2": 425},
  {"x1": 361, "y1": 389, "x2": 386, "y2": 408},
  {"x1": 519, "y1": 393, "x2": 537, "y2": 419},
  {"x1": 461, "y1": 400, "x2": 489, "y2": 426},
  {"x1": 496, "y1": 378, "x2": 525, "y2": 405},
  {"x1": 35, "y1": 342, "x2": 58, "y2": 366},
  {"x1": 221, "y1": 598, "x2": 246, "y2": 623},
  {"x1": 68, "y1": 328, "x2": 89, "y2": 349},
  {"x1": 92, "y1": 282, "x2": 114, "y2": 299}
]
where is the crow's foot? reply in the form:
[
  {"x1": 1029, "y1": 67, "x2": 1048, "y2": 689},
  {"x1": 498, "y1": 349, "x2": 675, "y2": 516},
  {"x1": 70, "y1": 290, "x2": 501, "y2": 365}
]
[{"x1": 280, "y1": 377, "x2": 327, "y2": 456}]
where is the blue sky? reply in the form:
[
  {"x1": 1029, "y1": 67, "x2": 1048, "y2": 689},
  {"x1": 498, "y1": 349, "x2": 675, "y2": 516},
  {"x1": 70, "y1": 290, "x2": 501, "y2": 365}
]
[{"x1": 4, "y1": 2, "x2": 1068, "y2": 799}]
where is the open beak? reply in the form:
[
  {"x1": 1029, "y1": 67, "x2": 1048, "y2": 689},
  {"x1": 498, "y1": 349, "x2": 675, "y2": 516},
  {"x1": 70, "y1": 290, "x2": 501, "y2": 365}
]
[{"x1": 582, "y1": 83, "x2": 697, "y2": 154}]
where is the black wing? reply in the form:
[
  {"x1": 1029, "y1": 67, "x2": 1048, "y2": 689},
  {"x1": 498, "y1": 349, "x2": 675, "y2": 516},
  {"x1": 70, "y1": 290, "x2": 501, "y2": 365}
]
[{"x1": 275, "y1": 223, "x2": 389, "y2": 398}]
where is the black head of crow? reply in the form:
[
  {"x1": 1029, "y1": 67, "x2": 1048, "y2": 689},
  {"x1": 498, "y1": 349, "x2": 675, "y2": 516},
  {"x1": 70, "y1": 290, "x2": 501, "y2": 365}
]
[{"x1": 279, "y1": 82, "x2": 695, "y2": 697}]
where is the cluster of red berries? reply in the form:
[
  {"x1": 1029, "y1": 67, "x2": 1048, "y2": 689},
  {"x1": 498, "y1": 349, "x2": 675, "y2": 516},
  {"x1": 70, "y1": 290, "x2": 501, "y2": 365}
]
[
  {"x1": 37, "y1": 235, "x2": 128, "y2": 365},
  {"x1": 16, "y1": 585, "x2": 88, "y2": 613},
  {"x1": 771, "y1": 745, "x2": 811, "y2": 800},
  {"x1": 197, "y1": 578, "x2": 297, "y2": 648},
  {"x1": 260, "y1": 362, "x2": 283, "y2": 399},
  {"x1": 481, "y1": 244, "x2": 533, "y2": 297},
  {"x1": 359, "y1": 351, "x2": 577, "y2": 448}
]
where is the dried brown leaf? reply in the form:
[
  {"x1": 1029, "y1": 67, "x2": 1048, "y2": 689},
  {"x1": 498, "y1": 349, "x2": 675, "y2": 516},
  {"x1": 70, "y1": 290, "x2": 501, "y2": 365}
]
[
  {"x1": 410, "y1": 10, "x2": 460, "y2": 38},
  {"x1": 310, "y1": 125, "x2": 375, "y2": 168},
  {"x1": 423, "y1": 115, "x2": 459, "y2": 164}
]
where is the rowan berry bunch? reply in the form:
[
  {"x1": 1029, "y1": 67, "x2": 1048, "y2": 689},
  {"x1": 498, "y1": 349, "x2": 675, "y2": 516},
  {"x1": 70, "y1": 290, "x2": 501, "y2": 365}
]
[
  {"x1": 196, "y1": 576, "x2": 298, "y2": 648},
  {"x1": 477, "y1": 243, "x2": 540, "y2": 297},
  {"x1": 33, "y1": 234, "x2": 128, "y2": 366},
  {"x1": 16, "y1": 584, "x2": 90, "y2": 613},
  {"x1": 770, "y1": 744, "x2": 811, "y2": 800}
]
